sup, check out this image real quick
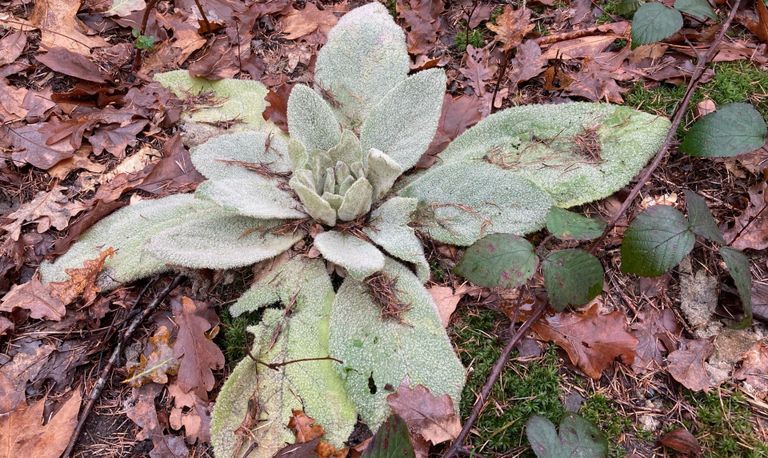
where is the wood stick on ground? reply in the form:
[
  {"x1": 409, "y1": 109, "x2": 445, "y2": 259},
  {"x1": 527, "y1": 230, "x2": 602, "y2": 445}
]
[
  {"x1": 63, "y1": 275, "x2": 185, "y2": 458},
  {"x1": 442, "y1": 299, "x2": 549, "y2": 458},
  {"x1": 588, "y1": 0, "x2": 743, "y2": 254}
]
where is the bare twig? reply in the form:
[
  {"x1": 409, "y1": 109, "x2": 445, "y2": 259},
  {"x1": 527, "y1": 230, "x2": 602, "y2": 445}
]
[
  {"x1": 62, "y1": 275, "x2": 185, "y2": 458},
  {"x1": 588, "y1": 0, "x2": 743, "y2": 254},
  {"x1": 131, "y1": 0, "x2": 160, "y2": 72},
  {"x1": 442, "y1": 297, "x2": 549, "y2": 458},
  {"x1": 193, "y1": 0, "x2": 212, "y2": 33},
  {"x1": 245, "y1": 351, "x2": 343, "y2": 370}
]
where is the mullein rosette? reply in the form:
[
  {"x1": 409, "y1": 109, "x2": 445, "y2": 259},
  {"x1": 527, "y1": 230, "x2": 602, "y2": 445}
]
[{"x1": 40, "y1": 3, "x2": 671, "y2": 457}]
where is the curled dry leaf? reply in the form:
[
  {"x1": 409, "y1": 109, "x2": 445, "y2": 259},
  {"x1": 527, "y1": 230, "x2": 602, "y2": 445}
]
[
  {"x1": 49, "y1": 248, "x2": 115, "y2": 305},
  {"x1": 659, "y1": 428, "x2": 702, "y2": 456},
  {"x1": 35, "y1": 48, "x2": 109, "y2": 83},
  {"x1": 0, "y1": 276, "x2": 65, "y2": 321},
  {"x1": 0, "y1": 389, "x2": 82, "y2": 458},
  {"x1": 532, "y1": 303, "x2": 638, "y2": 379},
  {"x1": 386, "y1": 383, "x2": 462, "y2": 445},
  {"x1": 667, "y1": 338, "x2": 715, "y2": 392},
  {"x1": 124, "y1": 326, "x2": 179, "y2": 387},
  {"x1": 2, "y1": 185, "x2": 87, "y2": 241}
]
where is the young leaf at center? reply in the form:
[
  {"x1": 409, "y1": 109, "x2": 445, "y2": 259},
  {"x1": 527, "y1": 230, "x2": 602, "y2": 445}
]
[
  {"x1": 542, "y1": 249, "x2": 604, "y2": 310},
  {"x1": 455, "y1": 234, "x2": 537, "y2": 288},
  {"x1": 621, "y1": 205, "x2": 695, "y2": 277}
]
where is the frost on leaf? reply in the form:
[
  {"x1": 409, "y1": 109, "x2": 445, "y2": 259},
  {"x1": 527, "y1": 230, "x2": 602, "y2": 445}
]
[
  {"x1": 39, "y1": 195, "x2": 218, "y2": 289},
  {"x1": 330, "y1": 258, "x2": 465, "y2": 432},
  {"x1": 400, "y1": 161, "x2": 553, "y2": 246},
  {"x1": 148, "y1": 211, "x2": 304, "y2": 270},
  {"x1": 154, "y1": 70, "x2": 275, "y2": 147},
  {"x1": 438, "y1": 103, "x2": 670, "y2": 208},
  {"x1": 211, "y1": 258, "x2": 356, "y2": 458},
  {"x1": 314, "y1": 2, "x2": 410, "y2": 128}
]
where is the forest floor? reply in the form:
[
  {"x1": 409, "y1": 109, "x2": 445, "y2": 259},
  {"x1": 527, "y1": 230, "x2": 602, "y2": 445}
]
[{"x1": 1, "y1": 0, "x2": 767, "y2": 457}]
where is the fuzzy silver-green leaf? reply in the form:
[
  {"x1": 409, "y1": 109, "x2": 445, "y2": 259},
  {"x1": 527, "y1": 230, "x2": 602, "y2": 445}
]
[
  {"x1": 195, "y1": 178, "x2": 306, "y2": 220},
  {"x1": 190, "y1": 131, "x2": 292, "y2": 181},
  {"x1": 288, "y1": 84, "x2": 342, "y2": 153},
  {"x1": 314, "y1": 231, "x2": 385, "y2": 279}
]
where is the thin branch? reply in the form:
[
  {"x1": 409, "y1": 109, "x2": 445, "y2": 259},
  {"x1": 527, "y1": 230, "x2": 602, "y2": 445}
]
[
  {"x1": 62, "y1": 275, "x2": 185, "y2": 458},
  {"x1": 245, "y1": 350, "x2": 343, "y2": 370},
  {"x1": 131, "y1": 0, "x2": 160, "y2": 72},
  {"x1": 442, "y1": 297, "x2": 549, "y2": 458},
  {"x1": 588, "y1": 0, "x2": 743, "y2": 254},
  {"x1": 193, "y1": 0, "x2": 212, "y2": 33}
]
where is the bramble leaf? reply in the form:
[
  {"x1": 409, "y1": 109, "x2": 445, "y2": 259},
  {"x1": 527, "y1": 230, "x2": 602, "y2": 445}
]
[
  {"x1": 621, "y1": 205, "x2": 694, "y2": 277},
  {"x1": 680, "y1": 103, "x2": 767, "y2": 158},
  {"x1": 455, "y1": 234, "x2": 537, "y2": 288},
  {"x1": 684, "y1": 190, "x2": 725, "y2": 245},
  {"x1": 631, "y1": 3, "x2": 683, "y2": 47},
  {"x1": 543, "y1": 249, "x2": 604, "y2": 310},
  {"x1": 546, "y1": 208, "x2": 606, "y2": 241}
]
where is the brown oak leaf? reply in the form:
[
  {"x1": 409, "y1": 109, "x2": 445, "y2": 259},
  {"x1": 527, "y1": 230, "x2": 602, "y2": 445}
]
[
  {"x1": 723, "y1": 182, "x2": 768, "y2": 250},
  {"x1": 630, "y1": 308, "x2": 681, "y2": 373},
  {"x1": 168, "y1": 382, "x2": 212, "y2": 444},
  {"x1": 487, "y1": 6, "x2": 534, "y2": 52},
  {"x1": 127, "y1": 383, "x2": 189, "y2": 457},
  {"x1": 667, "y1": 338, "x2": 715, "y2": 392},
  {"x1": 397, "y1": 0, "x2": 445, "y2": 56},
  {"x1": 29, "y1": 0, "x2": 108, "y2": 55},
  {"x1": 734, "y1": 341, "x2": 768, "y2": 399},
  {"x1": 49, "y1": 248, "x2": 115, "y2": 305},
  {"x1": 0, "y1": 276, "x2": 65, "y2": 321},
  {"x1": 124, "y1": 326, "x2": 179, "y2": 387},
  {"x1": 172, "y1": 297, "x2": 225, "y2": 395},
  {"x1": 281, "y1": 3, "x2": 340, "y2": 41},
  {"x1": 532, "y1": 304, "x2": 638, "y2": 379},
  {"x1": 2, "y1": 186, "x2": 87, "y2": 241},
  {"x1": 386, "y1": 382, "x2": 461, "y2": 445}
]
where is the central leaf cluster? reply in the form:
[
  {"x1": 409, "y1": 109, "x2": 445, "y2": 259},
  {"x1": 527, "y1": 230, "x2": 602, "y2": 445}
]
[{"x1": 289, "y1": 130, "x2": 401, "y2": 226}]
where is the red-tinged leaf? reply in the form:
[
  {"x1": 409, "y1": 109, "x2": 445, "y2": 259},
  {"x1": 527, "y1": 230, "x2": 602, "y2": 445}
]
[
  {"x1": 0, "y1": 389, "x2": 82, "y2": 457},
  {"x1": 2, "y1": 185, "x2": 87, "y2": 241},
  {"x1": 49, "y1": 248, "x2": 115, "y2": 305},
  {"x1": 397, "y1": 0, "x2": 445, "y2": 55},
  {"x1": 35, "y1": 48, "x2": 109, "y2": 83},
  {"x1": 667, "y1": 338, "x2": 715, "y2": 392},
  {"x1": 263, "y1": 84, "x2": 292, "y2": 133},
  {"x1": 386, "y1": 383, "x2": 461, "y2": 445},
  {"x1": 127, "y1": 384, "x2": 189, "y2": 457},
  {"x1": 172, "y1": 297, "x2": 225, "y2": 395},
  {"x1": 532, "y1": 303, "x2": 638, "y2": 379},
  {"x1": 659, "y1": 428, "x2": 702, "y2": 455},
  {"x1": 0, "y1": 276, "x2": 65, "y2": 321}
]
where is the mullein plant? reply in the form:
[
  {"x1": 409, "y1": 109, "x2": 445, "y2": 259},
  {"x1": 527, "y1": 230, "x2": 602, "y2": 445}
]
[{"x1": 40, "y1": 3, "x2": 670, "y2": 456}]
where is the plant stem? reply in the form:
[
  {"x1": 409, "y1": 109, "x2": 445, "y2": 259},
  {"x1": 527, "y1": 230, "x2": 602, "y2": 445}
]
[
  {"x1": 62, "y1": 275, "x2": 184, "y2": 458},
  {"x1": 131, "y1": 0, "x2": 159, "y2": 72},
  {"x1": 442, "y1": 298, "x2": 548, "y2": 458},
  {"x1": 588, "y1": 0, "x2": 743, "y2": 254}
]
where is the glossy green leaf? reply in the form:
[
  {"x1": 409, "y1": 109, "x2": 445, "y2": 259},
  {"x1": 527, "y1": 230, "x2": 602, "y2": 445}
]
[
  {"x1": 361, "y1": 415, "x2": 415, "y2": 458},
  {"x1": 720, "y1": 247, "x2": 753, "y2": 328},
  {"x1": 674, "y1": 0, "x2": 716, "y2": 20},
  {"x1": 542, "y1": 249, "x2": 604, "y2": 310},
  {"x1": 545, "y1": 208, "x2": 606, "y2": 241},
  {"x1": 455, "y1": 234, "x2": 537, "y2": 288},
  {"x1": 684, "y1": 190, "x2": 725, "y2": 245},
  {"x1": 631, "y1": 3, "x2": 683, "y2": 47},
  {"x1": 527, "y1": 414, "x2": 608, "y2": 458},
  {"x1": 680, "y1": 103, "x2": 768, "y2": 157},
  {"x1": 621, "y1": 205, "x2": 695, "y2": 277}
]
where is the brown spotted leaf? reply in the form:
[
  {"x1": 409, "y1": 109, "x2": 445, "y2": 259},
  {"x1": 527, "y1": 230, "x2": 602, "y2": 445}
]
[
  {"x1": 2, "y1": 185, "x2": 87, "y2": 240},
  {"x1": 532, "y1": 304, "x2": 638, "y2": 379},
  {"x1": 49, "y1": 248, "x2": 115, "y2": 305},
  {"x1": 172, "y1": 297, "x2": 225, "y2": 395}
]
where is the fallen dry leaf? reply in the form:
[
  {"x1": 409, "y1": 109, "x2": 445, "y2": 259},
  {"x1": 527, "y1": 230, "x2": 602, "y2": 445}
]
[
  {"x1": 427, "y1": 285, "x2": 467, "y2": 327},
  {"x1": 137, "y1": 134, "x2": 205, "y2": 195},
  {"x1": 127, "y1": 383, "x2": 189, "y2": 457},
  {"x1": 289, "y1": 410, "x2": 325, "y2": 443},
  {"x1": 734, "y1": 341, "x2": 768, "y2": 399},
  {"x1": 2, "y1": 186, "x2": 87, "y2": 241},
  {"x1": 631, "y1": 308, "x2": 681, "y2": 373},
  {"x1": 487, "y1": 6, "x2": 534, "y2": 52},
  {"x1": 386, "y1": 382, "x2": 461, "y2": 445},
  {"x1": 263, "y1": 84, "x2": 292, "y2": 133},
  {"x1": 0, "y1": 389, "x2": 82, "y2": 458},
  {"x1": 723, "y1": 182, "x2": 768, "y2": 250},
  {"x1": 3, "y1": 123, "x2": 76, "y2": 169},
  {"x1": 29, "y1": 0, "x2": 108, "y2": 55},
  {"x1": 398, "y1": 0, "x2": 445, "y2": 56},
  {"x1": 88, "y1": 119, "x2": 149, "y2": 158},
  {"x1": 35, "y1": 48, "x2": 108, "y2": 83},
  {"x1": 172, "y1": 297, "x2": 225, "y2": 395},
  {"x1": 532, "y1": 304, "x2": 638, "y2": 379},
  {"x1": 459, "y1": 45, "x2": 495, "y2": 97},
  {"x1": 0, "y1": 276, "x2": 66, "y2": 321},
  {"x1": 421, "y1": 94, "x2": 485, "y2": 162},
  {"x1": 659, "y1": 428, "x2": 702, "y2": 456},
  {"x1": 49, "y1": 248, "x2": 115, "y2": 305},
  {"x1": 124, "y1": 326, "x2": 179, "y2": 387},
  {"x1": 281, "y1": 3, "x2": 339, "y2": 40},
  {"x1": 0, "y1": 31, "x2": 26, "y2": 66},
  {"x1": 507, "y1": 40, "x2": 547, "y2": 86},
  {"x1": 168, "y1": 382, "x2": 212, "y2": 444},
  {"x1": 0, "y1": 340, "x2": 57, "y2": 414},
  {"x1": 667, "y1": 338, "x2": 715, "y2": 392}
]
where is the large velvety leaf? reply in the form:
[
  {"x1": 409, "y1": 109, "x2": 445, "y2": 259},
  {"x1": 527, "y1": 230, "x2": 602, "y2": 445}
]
[
  {"x1": 211, "y1": 258, "x2": 357, "y2": 458},
  {"x1": 195, "y1": 179, "x2": 306, "y2": 220},
  {"x1": 360, "y1": 69, "x2": 446, "y2": 171},
  {"x1": 361, "y1": 415, "x2": 415, "y2": 458},
  {"x1": 39, "y1": 195, "x2": 216, "y2": 289},
  {"x1": 542, "y1": 249, "x2": 604, "y2": 310},
  {"x1": 400, "y1": 161, "x2": 553, "y2": 246},
  {"x1": 155, "y1": 70, "x2": 274, "y2": 146},
  {"x1": 720, "y1": 247, "x2": 753, "y2": 328},
  {"x1": 190, "y1": 131, "x2": 292, "y2": 181},
  {"x1": 314, "y1": 231, "x2": 385, "y2": 280},
  {"x1": 314, "y1": 2, "x2": 409, "y2": 128},
  {"x1": 546, "y1": 208, "x2": 606, "y2": 241},
  {"x1": 684, "y1": 190, "x2": 725, "y2": 245},
  {"x1": 527, "y1": 414, "x2": 608, "y2": 458},
  {"x1": 438, "y1": 103, "x2": 670, "y2": 208},
  {"x1": 363, "y1": 197, "x2": 430, "y2": 282},
  {"x1": 455, "y1": 234, "x2": 537, "y2": 288},
  {"x1": 148, "y1": 212, "x2": 303, "y2": 269},
  {"x1": 330, "y1": 258, "x2": 465, "y2": 432},
  {"x1": 287, "y1": 85, "x2": 342, "y2": 153},
  {"x1": 680, "y1": 103, "x2": 768, "y2": 158},
  {"x1": 631, "y1": 3, "x2": 683, "y2": 47},
  {"x1": 621, "y1": 205, "x2": 695, "y2": 277}
]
